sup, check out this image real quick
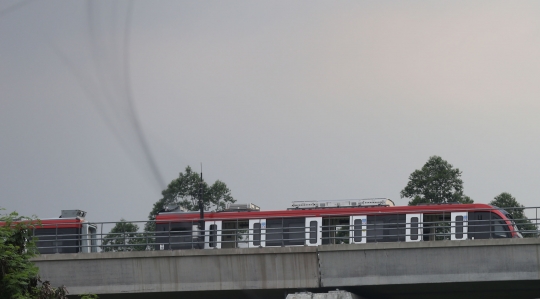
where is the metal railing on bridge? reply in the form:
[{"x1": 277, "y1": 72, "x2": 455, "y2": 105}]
[{"x1": 32, "y1": 206, "x2": 540, "y2": 254}]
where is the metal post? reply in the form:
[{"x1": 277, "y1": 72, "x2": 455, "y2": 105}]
[
  {"x1": 374, "y1": 215, "x2": 377, "y2": 243},
  {"x1": 282, "y1": 217, "x2": 284, "y2": 247},
  {"x1": 489, "y1": 208, "x2": 492, "y2": 239},
  {"x1": 32, "y1": 227, "x2": 36, "y2": 252},
  {"x1": 198, "y1": 165, "x2": 204, "y2": 249},
  {"x1": 55, "y1": 224, "x2": 58, "y2": 254},
  {"x1": 100, "y1": 223, "x2": 103, "y2": 253}
]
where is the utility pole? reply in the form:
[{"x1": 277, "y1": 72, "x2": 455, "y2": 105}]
[{"x1": 198, "y1": 164, "x2": 204, "y2": 238}]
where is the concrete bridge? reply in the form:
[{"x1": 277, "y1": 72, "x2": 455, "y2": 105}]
[{"x1": 33, "y1": 238, "x2": 540, "y2": 299}]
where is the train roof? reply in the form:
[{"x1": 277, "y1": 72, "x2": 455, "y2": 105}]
[
  {"x1": 37, "y1": 218, "x2": 86, "y2": 229},
  {"x1": 155, "y1": 203, "x2": 499, "y2": 222},
  {"x1": 0, "y1": 218, "x2": 85, "y2": 229},
  {"x1": 0, "y1": 210, "x2": 88, "y2": 229}
]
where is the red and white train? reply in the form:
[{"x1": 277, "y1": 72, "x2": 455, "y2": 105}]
[
  {"x1": 2, "y1": 199, "x2": 522, "y2": 254},
  {"x1": 154, "y1": 198, "x2": 522, "y2": 250},
  {"x1": 1, "y1": 210, "x2": 98, "y2": 254}
]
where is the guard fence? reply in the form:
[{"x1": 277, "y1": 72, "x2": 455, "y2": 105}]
[{"x1": 32, "y1": 206, "x2": 539, "y2": 254}]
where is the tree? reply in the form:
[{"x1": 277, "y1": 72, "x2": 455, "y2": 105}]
[
  {"x1": 0, "y1": 209, "x2": 68, "y2": 299},
  {"x1": 146, "y1": 166, "x2": 236, "y2": 229},
  {"x1": 101, "y1": 220, "x2": 146, "y2": 252},
  {"x1": 489, "y1": 192, "x2": 537, "y2": 238},
  {"x1": 401, "y1": 156, "x2": 473, "y2": 205}
]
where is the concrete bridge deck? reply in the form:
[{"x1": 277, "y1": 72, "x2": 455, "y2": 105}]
[{"x1": 33, "y1": 238, "x2": 540, "y2": 299}]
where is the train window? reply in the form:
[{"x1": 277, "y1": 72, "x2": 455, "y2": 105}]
[
  {"x1": 367, "y1": 219, "x2": 383, "y2": 242},
  {"x1": 469, "y1": 212, "x2": 510, "y2": 239},
  {"x1": 266, "y1": 218, "x2": 305, "y2": 246},
  {"x1": 410, "y1": 217, "x2": 419, "y2": 241},
  {"x1": 286, "y1": 218, "x2": 305, "y2": 246},
  {"x1": 367, "y1": 215, "x2": 406, "y2": 243},
  {"x1": 172, "y1": 225, "x2": 196, "y2": 249},
  {"x1": 34, "y1": 228, "x2": 80, "y2": 254},
  {"x1": 492, "y1": 221, "x2": 509, "y2": 238},
  {"x1": 354, "y1": 219, "x2": 363, "y2": 243},
  {"x1": 455, "y1": 216, "x2": 463, "y2": 239},
  {"x1": 490, "y1": 214, "x2": 510, "y2": 238},
  {"x1": 309, "y1": 221, "x2": 317, "y2": 244},
  {"x1": 266, "y1": 220, "x2": 282, "y2": 246},
  {"x1": 156, "y1": 222, "x2": 195, "y2": 250},
  {"x1": 253, "y1": 223, "x2": 261, "y2": 246},
  {"x1": 469, "y1": 212, "x2": 489, "y2": 239},
  {"x1": 209, "y1": 224, "x2": 217, "y2": 248}
]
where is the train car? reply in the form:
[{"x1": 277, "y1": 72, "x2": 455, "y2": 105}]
[
  {"x1": 0, "y1": 210, "x2": 99, "y2": 254},
  {"x1": 154, "y1": 199, "x2": 522, "y2": 250},
  {"x1": 33, "y1": 210, "x2": 98, "y2": 254}
]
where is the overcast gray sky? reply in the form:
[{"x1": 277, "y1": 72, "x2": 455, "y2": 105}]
[{"x1": 1, "y1": 1, "x2": 540, "y2": 223}]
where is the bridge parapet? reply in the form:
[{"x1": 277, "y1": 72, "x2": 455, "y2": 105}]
[
  {"x1": 318, "y1": 238, "x2": 540, "y2": 287},
  {"x1": 33, "y1": 246, "x2": 319, "y2": 295},
  {"x1": 32, "y1": 238, "x2": 540, "y2": 298}
]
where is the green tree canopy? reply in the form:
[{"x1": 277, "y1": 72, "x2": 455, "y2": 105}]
[
  {"x1": 0, "y1": 209, "x2": 68, "y2": 299},
  {"x1": 146, "y1": 166, "x2": 236, "y2": 229},
  {"x1": 401, "y1": 156, "x2": 473, "y2": 205},
  {"x1": 101, "y1": 219, "x2": 146, "y2": 252},
  {"x1": 489, "y1": 192, "x2": 537, "y2": 237}
]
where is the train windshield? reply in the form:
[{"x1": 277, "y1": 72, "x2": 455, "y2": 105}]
[{"x1": 496, "y1": 207, "x2": 523, "y2": 238}]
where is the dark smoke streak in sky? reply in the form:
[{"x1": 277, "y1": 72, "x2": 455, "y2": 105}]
[{"x1": 121, "y1": 0, "x2": 167, "y2": 190}]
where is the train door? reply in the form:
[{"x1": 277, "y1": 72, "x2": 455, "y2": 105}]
[
  {"x1": 204, "y1": 221, "x2": 222, "y2": 249},
  {"x1": 322, "y1": 217, "x2": 349, "y2": 245},
  {"x1": 349, "y1": 215, "x2": 367, "y2": 244},
  {"x1": 406, "y1": 214, "x2": 422, "y2": 242},
  {"x1": 221, "y1": 220, "x2": 250, "y2": 248},
  {"x1": 305, "y1": 217, "x2": 322, "y2": 246},
  {"x1": 451, "y1": 212, "x2": 468, "y2": 240},
  {"x1": 248, "y1": 219, "x2": 266, "y2": 248}
]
